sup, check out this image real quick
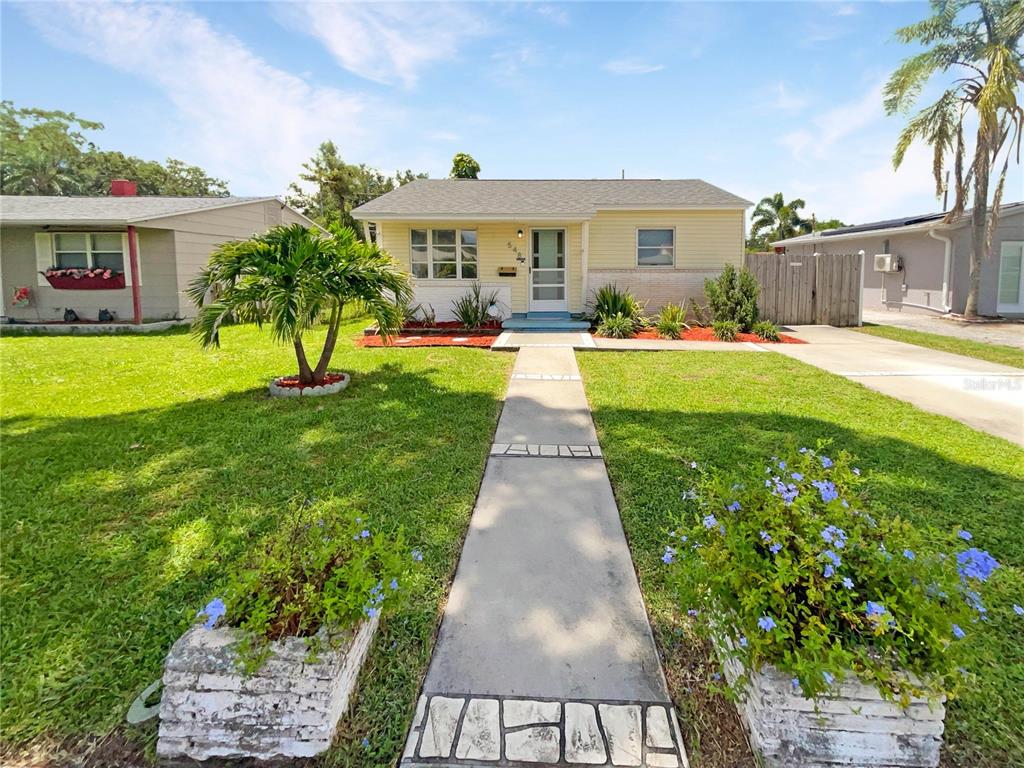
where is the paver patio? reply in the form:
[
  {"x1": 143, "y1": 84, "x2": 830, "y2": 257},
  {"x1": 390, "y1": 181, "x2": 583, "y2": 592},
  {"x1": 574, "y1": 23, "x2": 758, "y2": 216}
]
[{"x1": 401, "y1": 344, "x2": 687, "y2": 768}]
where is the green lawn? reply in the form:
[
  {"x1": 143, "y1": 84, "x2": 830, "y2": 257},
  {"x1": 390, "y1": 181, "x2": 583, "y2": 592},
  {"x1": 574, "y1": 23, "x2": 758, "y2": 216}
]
[
  {"x1": 578, "y1": 350, "x2": 1024, "y2": 768},
  {"x1": 855, "y1": 324, "x2": 1024, "y2": 369},
  {"x1": 0, "y1": 320, "x2": 512, "y2": 764}
]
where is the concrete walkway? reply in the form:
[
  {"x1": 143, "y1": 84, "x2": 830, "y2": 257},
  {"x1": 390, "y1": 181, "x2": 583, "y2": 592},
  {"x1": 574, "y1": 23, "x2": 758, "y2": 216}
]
[
  {"x1": 772, "y1": 326, "x2": 1024, "y2": 446},
  {"x1": 402, "y1": 344, "x2": 687, "y2": 768}
]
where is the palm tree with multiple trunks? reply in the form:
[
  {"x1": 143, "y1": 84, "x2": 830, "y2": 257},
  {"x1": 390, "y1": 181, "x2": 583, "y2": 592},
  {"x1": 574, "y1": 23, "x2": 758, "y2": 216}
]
[
  {"x1": 885, "y1": 0, "x2": 1023, "y2": 317},
  {"x1": 188, "y1": 223, "x2": 411, "y2": 386},
  {"x1": 750, "y1": 192, "x2": 813, "y2": 246}
]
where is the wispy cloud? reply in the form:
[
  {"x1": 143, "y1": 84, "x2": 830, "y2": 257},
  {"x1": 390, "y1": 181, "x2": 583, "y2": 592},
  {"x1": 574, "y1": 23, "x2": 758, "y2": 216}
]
[
  {"x1": 532, "y1": 3, "x2": 570, "y2": 26},
  {"x1": 780, "y1": 82, "x2": 884, "y2": 158},
  {"x1": 18, "y1": 2, "x2": 393, "y2": 193},
  {"x1": 603, "y1": 58, "x2": 665, "y2": 76},
  {"x1": 758, "y1": 82, "x2": 808, "y2": 112},
  {"x1": 277, "y1": 3, "x2": 489, "y2": 88},
  {"x1": 834, "y1": 4, "x2": 859, "y2": 17}
]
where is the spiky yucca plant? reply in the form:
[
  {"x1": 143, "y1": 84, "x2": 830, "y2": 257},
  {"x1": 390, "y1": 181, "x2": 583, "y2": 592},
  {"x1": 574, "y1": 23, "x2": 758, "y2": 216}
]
[{"x1": 187, "y1": 223, "x2": 411, "y2": 385}]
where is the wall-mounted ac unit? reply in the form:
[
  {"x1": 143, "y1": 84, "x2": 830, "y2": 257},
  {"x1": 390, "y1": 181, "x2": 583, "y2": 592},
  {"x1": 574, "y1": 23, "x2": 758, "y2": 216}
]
[{"x1": 873, "y1": 254, "x2": 901, "y2": 273}]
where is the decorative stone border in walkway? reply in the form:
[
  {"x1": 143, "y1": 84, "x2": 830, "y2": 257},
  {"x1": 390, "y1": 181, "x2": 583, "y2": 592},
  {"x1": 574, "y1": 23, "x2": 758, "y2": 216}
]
[
  {"x1": 401, "y1": 694, "x2": 687, "y2": 767},
  {"x1": 490, "y1": 443, "x2": 602, "y2": 458}
]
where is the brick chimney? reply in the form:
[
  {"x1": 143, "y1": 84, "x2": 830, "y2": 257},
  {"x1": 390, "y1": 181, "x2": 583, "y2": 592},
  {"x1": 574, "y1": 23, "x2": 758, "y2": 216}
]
[{"x1": 110, "y1": 179, "x2": 138, "y2": 196}]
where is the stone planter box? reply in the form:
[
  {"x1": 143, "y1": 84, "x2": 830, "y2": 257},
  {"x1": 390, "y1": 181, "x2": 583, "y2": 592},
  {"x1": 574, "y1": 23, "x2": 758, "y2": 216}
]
[
  {"x1": 721, "y1": 655, "x2": 945, "y2": 768},
  {"x1": 156, "y1": 613, "x2": 378, "y2": 762},
  {"x1": 268, "y1": 372, "x2": 350, "y2": 398},
  {"x1": 43, "y1": 272, "x2": 126, "y2": 290}
]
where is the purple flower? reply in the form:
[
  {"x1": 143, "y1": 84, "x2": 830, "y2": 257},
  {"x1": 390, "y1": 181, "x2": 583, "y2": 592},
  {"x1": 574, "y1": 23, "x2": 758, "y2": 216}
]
[
  {"x1": 821, "y1": 526, "x2": 847, "y2": 548},
  {"x1": 777, "y1": 460, "x2": 787, "y2": 470},
  {"x1": 687, "y1": 608, "x2": 699, "y2": 617},
  {"x1": 711, "y1": 672, "x2": 722, "y2": 681},
  {"x1": 952, "y1": 624, "x2": 965, "y2": 639},
  {"x1": 364, "y1": 606, "x2": 380, "y2": 619},
  {"x1": 820, "y1": 456, "x2": 833, "y2": 468},
  {"x1": 958, "y1": 530, "x2": 973, "y2": 541},
  {"x1": 957, "y1": 548, "x2": 999, "y2": 582},
  {"x1": 822, "y1": 549, "x2": 842, "y2": 567},
  {"x1": 360, "y1": 529, "x2": 371, "y2": 539},
  {"x1": 852, "y1": 467, "x2": 861, "y2": 476},
  {"x1": 865, "y1": 601, "x2": 886, "y2": 616},
  {"x1": 198, "y1": 598, "x2": 226, "y2": 629},
  {"x1": 799, "y1": 447, "x2": 809, "y2": 454},
  {"x1": 390, "y1": 578, "x2": 399, "y2": 591},
  {"x1": 690, "y1": 461, "x2": 698, "y2": 469},
  {"x1": 791, "y1": 677, "x2": 801, "y2": 692},
  {"x1": 361, "y1": 737, "x2": 370, "y2": 749},
  {"x1": 902, "y1": 549, "x2": 915, "y2": 560},
  {"x1": 822, "y1": 671, "x2": 835, "y2": 685},
  {"x1": 823, "y1": 564, "x2": 836, "y2": 578},
  {"x1": 769, "y1": 542, "x2": 783, "y2": 554},
  {"x1": 726, "y1": 501, "x2": 741, "y2": 512},
  {"x1": 757, "y1": 615, "x2": 776, "y2": 632},
  {"x1": 703, "y1": 514, "x2": 718, "y2": 529},
  {"x1": 738, "y1": 636, "x2": 748, "y2": 648},
  {"x1": 662, "y1": 546, "x2": 676, "y2": 564},
  {"x1": 811, "y1": 479, "x2": 839, "y2": 503},
  {"x1": 412, "y1": 549, "x2": 423, "y2": 562},
  {"x1": 791, "y1": 472, "x2": 804, "y2": 481},
  {"x1": 760, "y1": 530, "x2": 772, "y2": 542},
  {"x1": 1013, "y1": 604, "x2": 1024, "y2": 616},
  {"x1": 841, "y1": 577, "x2": 854, "y2": 589}
]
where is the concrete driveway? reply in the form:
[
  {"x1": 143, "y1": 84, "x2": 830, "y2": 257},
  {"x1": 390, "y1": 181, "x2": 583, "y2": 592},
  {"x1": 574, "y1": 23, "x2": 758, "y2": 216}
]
[
  {"x1": 771, "y1": 326, "x2": 1024, "y2": 446},
  {"x1": 861, "y1": 310, "x2": 1024, "y2": 349}
]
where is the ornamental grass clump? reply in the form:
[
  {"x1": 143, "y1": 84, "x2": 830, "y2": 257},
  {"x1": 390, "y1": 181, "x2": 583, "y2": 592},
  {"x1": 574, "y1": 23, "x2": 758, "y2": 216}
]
[
  {"x1": 664, "y1": 443, "x2": 1002, "y2": 706},
  {"x1": 205, "y1": 502, "x2": 417, "y2": 671}
]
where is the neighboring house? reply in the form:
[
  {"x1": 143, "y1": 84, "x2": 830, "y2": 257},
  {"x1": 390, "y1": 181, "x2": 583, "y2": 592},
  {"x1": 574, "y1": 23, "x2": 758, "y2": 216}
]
[
  {"x1": 772, "y1": 202, "x2": 1024, "y2": 318},
  {"x1": 0, "y1": 184, "x2": 313, "y2": 324},
  {"x1": 351, "y1": 179, "x2": 751, "y2": 325}
]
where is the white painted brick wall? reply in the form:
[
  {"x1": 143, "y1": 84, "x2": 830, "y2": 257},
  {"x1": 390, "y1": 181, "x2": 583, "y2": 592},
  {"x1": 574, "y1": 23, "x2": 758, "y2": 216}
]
[
  {"x1": 721, "y1": 655, "x2": 944, "y2": 768},
  {"x1": 156, "y1": 614, "x2": 379, "y2": 761},
  {"x1": 410, "y1": 282, "x2": 512, "y2": 322}
]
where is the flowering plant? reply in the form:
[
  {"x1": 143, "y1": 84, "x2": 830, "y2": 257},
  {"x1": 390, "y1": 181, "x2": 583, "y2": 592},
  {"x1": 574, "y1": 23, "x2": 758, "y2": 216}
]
[
  {"x1": 44, "y1": 267, "x2": 120, "y2": 279},
  {"x1": 664, "y1": 443, "x2": 1001, "y2": 705},
  {"x1": 11, "y1": 286, "x2": 30, "y2": 307},
  {"x1": 203, "y1": 501, "x2": 419, "y2": 670}
]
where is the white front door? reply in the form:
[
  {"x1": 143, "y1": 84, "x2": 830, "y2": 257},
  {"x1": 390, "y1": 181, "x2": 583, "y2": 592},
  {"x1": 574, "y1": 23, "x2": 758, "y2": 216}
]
[
  {"x1": 529, "y1": 228, "x2": 568, "y2": 312},
  {"x1": 997, "y1": 241, "x2": 1024, "y2": 314}
]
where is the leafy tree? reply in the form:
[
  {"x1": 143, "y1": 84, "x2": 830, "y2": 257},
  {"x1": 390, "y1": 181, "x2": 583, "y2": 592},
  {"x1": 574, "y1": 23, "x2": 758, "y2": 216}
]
[
  {"x1": 449, "y1": 152, "x2": 481, "y2": 179},
  {"x1": 749, "y1": 193, "x2": 812, "y2": 246},
  {"x1": 188, "y1": 223, "x2": 411, "y2": 386},
  {"x1": 0, "y1": 101, "x2": 229, "y2": 196},
  {"x1": 704, "y1": 263, "x2": 759, "y2": 331},
  {"x1": 287, "y1": 141, "x2": 426, "y2": 232},
  {"x1": 885, "y1": 0, "x2": 1023, "y2": 317},
  {"x1": 813, "y1": 217, "x2": 848, "y2": 231}
]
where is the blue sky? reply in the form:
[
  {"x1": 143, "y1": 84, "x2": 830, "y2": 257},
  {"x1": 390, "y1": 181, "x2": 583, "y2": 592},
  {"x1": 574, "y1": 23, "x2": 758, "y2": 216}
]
[{"x1": 2, "y1": 1, "x2": 1020, "y2": 223}]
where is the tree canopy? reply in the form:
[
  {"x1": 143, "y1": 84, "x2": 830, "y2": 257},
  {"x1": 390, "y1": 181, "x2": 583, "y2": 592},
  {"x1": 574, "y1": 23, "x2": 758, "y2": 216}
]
[
  {"x1": 884, "y1": 0, "x2": 1023, "y2": 316},
  {"x1": 747, "y1": 193, "x2": 812, "y2": 250},
  {"x1": 286, "y1": 141, "x2": 426, "y2": 232},
  {"x1": 449, "y1": 152, "x2": 481, "y2": 179},
  {"x1": 0, "y1": 102, "x2": 228, "y2": 196}
]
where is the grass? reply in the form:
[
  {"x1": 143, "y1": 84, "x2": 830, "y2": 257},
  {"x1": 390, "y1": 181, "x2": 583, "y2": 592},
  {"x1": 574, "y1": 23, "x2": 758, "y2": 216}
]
[
  {"x1": 0, "y1": 319, "x2": 513, "y2": 765},
  {"x1": 855, "y1": 324, "x2": 1024, "y2": 369},
  {"x1": 578, "y1": 350, "x2": 1024, "y2": 768}
]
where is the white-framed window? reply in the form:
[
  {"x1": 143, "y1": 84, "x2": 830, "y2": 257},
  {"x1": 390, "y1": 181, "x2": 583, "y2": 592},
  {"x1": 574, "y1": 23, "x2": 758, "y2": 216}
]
[
  {"x1": 636, "y1": 228, "x2": 675, "y2": 267},
  {"x1": 409, "y1": 228, "x2": 477, "y2": 279},
  {"x1": 52, "y1": 232, "x2": 126, "y2": 271}
]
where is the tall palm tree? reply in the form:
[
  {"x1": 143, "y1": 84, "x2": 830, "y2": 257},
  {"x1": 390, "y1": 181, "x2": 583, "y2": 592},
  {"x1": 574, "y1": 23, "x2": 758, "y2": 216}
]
[
  {"x1": 187, "y1": 223, "x2": 411, "y2": 385},
  {"x1": 750, "y1": 193, "x2": 812, "y2": 244},
  {"x1": 885, "y1": 0, "x2": 1023, "y2": 317},
  {"x1": 2, "y1": 146, "x2": 80, "y2": 195}
]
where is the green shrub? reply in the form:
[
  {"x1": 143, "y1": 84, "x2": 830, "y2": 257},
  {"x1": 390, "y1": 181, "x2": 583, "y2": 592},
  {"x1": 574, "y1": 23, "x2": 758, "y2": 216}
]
[
  {"x1": 211, "y1": 503, "x2": 416, "y2": 670},
  {"x1": 752, "y1": 320, "x2": 781, "y2": 342},
  {"x1": 690, "y1": 301, "x2": 712, "y2": 327},
  {"x1": 596, "y1": 312, "x2": 636, "y2": 339},
  {"x1": 664, "y1": 444, "x2": 1000, "y2": 704},
  {"x1": 451, "y1": 282, "x2": 501, "y2": 329},
  {"x1": 704, "y1": 264, "x2": 759, "y2": 331},
  {"x1": 589, "y1": 284, "x2": 645, "y2": 325},
  {"x1": 656, "y1": 303, "x2": 688, "y2": 339},
  {"x1": 712, "y1": 320, "x2": 740, "y2": 341}
]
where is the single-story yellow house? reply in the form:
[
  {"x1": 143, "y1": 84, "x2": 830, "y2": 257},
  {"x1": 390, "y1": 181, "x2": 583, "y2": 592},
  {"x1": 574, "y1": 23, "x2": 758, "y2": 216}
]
[{"x1": 351, "y1": 179, "x2": 752, "y2": 328}]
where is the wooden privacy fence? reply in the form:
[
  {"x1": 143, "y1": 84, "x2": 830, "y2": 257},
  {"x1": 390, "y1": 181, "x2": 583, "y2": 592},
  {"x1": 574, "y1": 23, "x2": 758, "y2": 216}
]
[{"x1": 744, "y1": 252, "x2": 863, "y2": 327}]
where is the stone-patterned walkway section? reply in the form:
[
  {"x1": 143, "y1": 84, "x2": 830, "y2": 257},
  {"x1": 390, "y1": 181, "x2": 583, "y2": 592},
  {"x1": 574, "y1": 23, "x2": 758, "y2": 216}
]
[
  {"x1": 403, "y1": 694, "x2": 687, "y2": 767},
  {"x1": 490, "y1": 442, "x2": 602, "y2": 458}
]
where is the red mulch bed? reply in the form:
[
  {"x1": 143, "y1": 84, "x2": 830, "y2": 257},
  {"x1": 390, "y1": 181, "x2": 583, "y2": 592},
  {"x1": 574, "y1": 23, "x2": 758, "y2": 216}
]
[
  {"x1": 631, "y1": 327, "x2": 806, "y2": 344},
  {"x1": 356, "y1": 333, "x2": 496, "y2": 348},
  {"x1": 274, "y1": 372, "x2": 348, "y2": 389},
  {"x1": 401, "y1": 320, "x2": 503, "y2": 331}
]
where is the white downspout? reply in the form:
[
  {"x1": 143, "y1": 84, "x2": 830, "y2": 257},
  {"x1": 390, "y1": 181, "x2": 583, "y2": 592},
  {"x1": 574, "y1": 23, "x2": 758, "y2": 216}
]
[
  {"x1": 928, "y1": 227, "x2": 953, "y2": 312},
  {"x1": 580, "y1": 220, "x2": 590, "y2": 312}
]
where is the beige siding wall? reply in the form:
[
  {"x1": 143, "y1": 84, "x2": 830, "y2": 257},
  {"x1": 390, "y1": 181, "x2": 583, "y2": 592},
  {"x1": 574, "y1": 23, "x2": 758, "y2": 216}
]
[
  {"x1": 378, "y1": 220, "x2": 584, "y2": 315},
  {"x1": 585, "y1": 209, "x2": 744, "y2": 310},
  {"x1": 1, "y1": 226, "x2": 178, "y2": 321}
]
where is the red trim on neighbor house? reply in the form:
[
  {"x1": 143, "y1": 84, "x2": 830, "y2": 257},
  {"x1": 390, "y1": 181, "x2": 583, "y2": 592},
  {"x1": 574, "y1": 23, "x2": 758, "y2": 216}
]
[{"x1": 127, "y1": 225, "x2": 143, "y2": 324}]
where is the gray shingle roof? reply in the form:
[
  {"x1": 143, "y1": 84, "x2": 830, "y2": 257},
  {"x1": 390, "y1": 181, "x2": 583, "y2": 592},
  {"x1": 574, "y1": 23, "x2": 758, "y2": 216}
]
[
  {"x1": 0, "y1": 195, "x2": 275, "y2": 225},
  {"x1": 351, "y1": 179, "x2": 752, "y2": 218}
]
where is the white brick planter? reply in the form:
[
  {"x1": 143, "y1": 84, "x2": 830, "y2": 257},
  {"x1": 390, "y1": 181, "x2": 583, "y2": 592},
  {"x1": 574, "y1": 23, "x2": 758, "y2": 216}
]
[
  {"x1": 156, "y1": 613, "x2": 378, "y2": 762},
  {"x1": 268, "y1": 372, "x2": 350, "y2": 398},
  {"x1": 721, "y1": 657, "x2": 945, "y2": 768}
]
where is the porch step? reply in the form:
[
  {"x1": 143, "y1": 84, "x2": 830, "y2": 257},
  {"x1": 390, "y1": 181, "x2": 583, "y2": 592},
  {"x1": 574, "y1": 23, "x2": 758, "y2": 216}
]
[{"x1": 502, "y1": 313, "x2": 591, "y2": 332}]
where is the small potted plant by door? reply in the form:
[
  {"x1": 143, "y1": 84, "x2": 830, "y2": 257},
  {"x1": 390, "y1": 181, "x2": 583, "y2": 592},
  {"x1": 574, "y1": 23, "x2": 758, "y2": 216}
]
[
  {"x1": 662, "y1": 444, "x2": 1002, "y2": 768},
  {"x1": 187, "y1": 223, "x2": 411, "y2": 397},
  {"x1": 157, "y1": 504, "x2": 420, "y2": 762}
]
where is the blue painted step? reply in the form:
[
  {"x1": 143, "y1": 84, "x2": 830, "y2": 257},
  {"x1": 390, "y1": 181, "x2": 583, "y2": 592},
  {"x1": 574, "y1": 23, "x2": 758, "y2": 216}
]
[{"x1": 502, "y1": 312, "x2": 591, "y2": 332}]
